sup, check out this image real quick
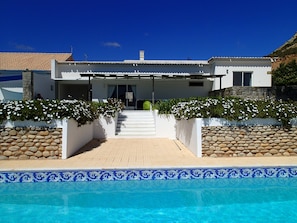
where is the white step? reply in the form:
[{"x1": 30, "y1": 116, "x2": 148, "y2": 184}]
[
  {"x1": 116, "y1": 110, "x2": 156, "y2": 137},
  {"x1": 117, "y1": 123, "x2": 155, "y2": 128},
  {"x1": 116, "y1": 132, "x2": 156, "y2": 136}
]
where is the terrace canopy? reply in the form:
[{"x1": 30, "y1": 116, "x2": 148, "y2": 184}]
[{"x1": 80, "y1": 72, "x2": 225, "y2": 102}]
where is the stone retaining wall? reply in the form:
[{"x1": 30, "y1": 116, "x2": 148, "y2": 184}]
[
  {"x1": 202, "y1": 126, "x2": 297, "y2": 157},
  {"x1": 0, "y1": 127, "x2": 62, "y2": 160},
  {"x1": 209, "y1": 86, "x2": 274, "y2": 100}
]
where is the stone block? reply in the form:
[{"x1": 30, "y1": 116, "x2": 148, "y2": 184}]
[
  {"x1": 25, "y1": 151, "x2": 34, "y2": 156},
  {"x1": 29, "y1": 147, "x2": 38, "y2": 152},
  {"x1": 283, "y1": 152, "x2": 290, "y2": 156},
  {"x1": 270, "y1": 149, "x2": 278, "y2": 154},
  {"x1": 35, "y1": 151, "x2": 43, "y2": 157},
  {"x1": 255, "y1": 153, "x2": 263, "y2": 157},
  {"x1": 43, "y1": 151, "x2": 50, "y2": 157},
  {"x1": 39, "y1": 131, "x2": 49, "y2": 136},
  {"x1": 0, "y1": 155, "x2": 8, "y2": 160},
  {"x1": 25, "y1": 142, "x2": 34, "y2": 147},
  {"x1": 9, "y1": 146, "x2": 20, "y2": 151},
  {"x1": 19, "y1": 155, "x2": 29, "y2": 160},
  {"x1": 3, "y1": 151, "x2": 12, "y2": 156},
  {"x1": 1, "y1": 131, "x2": 9, "y2": 136},
  {"x1": 9, "y1": 130, "x2": 17, "y2": 136}
]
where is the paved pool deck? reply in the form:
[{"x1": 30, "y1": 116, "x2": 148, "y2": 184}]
[{"x1": 0, "y1": 138, "x2": 297, "y2": 171}]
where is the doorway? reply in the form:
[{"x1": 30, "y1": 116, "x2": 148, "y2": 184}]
[{"x1": 108, "y1": 84, "x2": 136, "y2": 109}]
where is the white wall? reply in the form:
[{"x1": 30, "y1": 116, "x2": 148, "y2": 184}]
[
  {"x1": 176, "y1": 118, "x2": 202, "y2": 157},
  {"x1": 154, "y1": 111, "x2": 176, "y2": 139},
  {"x1": 93, "y1": 115, "x2": 117, "y2": 139},
  {"x1": 34, "y1": 72, "x2": 55, "y2": 99},
  {"x1": 213, "y1": 65, "x2": 271, "y2": 90},
  {"x1": 62, "y1": 119, "x2": 94, "y2": 159},
  {"x1": 154, "y1": 80, "x2": 211, "y2": 99}
]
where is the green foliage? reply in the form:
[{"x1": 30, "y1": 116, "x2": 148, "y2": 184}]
[
  {"x1": 0, "y1": 98, "x2": 124, "y2": 126},
  {"x1": 143, "y1": 101, "x2": 151, "y2": 110},
  {"x1": 95, "y1": 98, "x2": 124, "y2": 117},
  {"x1": 154, "y1": 97, "x2": 201, "y2": 114},
  {"x1": 272, "y1": 60, "x2": 297, "y2": 85},
  {"x1": 155, "y1": 97, "x2": 297, "y2": 128}
]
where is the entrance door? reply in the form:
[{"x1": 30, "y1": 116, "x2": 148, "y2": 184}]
[{"x1": 108, "y1": 85, "x2": 136, "y2": 108}]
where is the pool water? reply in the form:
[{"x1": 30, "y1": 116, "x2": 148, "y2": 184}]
[{"x1": 1, "y1": 177, "x2": 297, "y2": 223}]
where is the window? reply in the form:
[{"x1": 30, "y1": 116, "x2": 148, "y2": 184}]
[
  {"x1": 189, "y1": 81, "x2": 204, "y2": 87},
  {"x1": 233, "y1": 72, "x2": 252, "y2": 86}
]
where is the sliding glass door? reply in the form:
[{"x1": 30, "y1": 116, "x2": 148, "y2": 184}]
[{"x1": 108, "y1": 84, "x2": 136, "y2": 108}]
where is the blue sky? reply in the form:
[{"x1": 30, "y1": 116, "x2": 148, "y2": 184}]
[{"x1": 1, "y1": 0, "x2": 296, "y2": 61}]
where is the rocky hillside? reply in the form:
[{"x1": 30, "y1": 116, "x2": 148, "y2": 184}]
[
  {"x1": 269, "y1": 32, "x2": 297, "y2": 70},
  {"x1": 270, "y1": 32, "x2": 297, "y2": 57}
]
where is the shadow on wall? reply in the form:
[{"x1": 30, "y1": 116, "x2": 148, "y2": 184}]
[
  {"x1": 176, "y1": 119, "x2": 195, "y2": 149},
  {"x1": 93, "y1": 116, "x2": 117, "y2": 139}
]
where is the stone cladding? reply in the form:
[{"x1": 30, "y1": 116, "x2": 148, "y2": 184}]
[
  {"x1": 209, "y1": 86, "x2": 274, "y2": 100},
  {"x1": 202, "y1": 126, "x2": 297, "y2": 157},
  {"x1": 0, "y1": 127, "x2": 62, "y2": 160}
]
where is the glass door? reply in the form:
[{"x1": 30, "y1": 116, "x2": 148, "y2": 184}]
[{"x1": 108, "y1": 84, "x2": 136, "y2": 108}]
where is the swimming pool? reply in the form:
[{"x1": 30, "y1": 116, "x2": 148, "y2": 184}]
[{"x1": 1, "y1": 176, "x2": 297, "y2": 222}]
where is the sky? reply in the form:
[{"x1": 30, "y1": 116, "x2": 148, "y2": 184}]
[{"x1": 1, "y1": 0, "x2": 297, "y2": 61}]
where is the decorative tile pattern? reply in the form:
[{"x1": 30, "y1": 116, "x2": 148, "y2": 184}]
[{"x1": 0, "y1": 166, "x2": 297, "y2": 183}]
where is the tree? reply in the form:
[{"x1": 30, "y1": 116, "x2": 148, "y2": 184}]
[{"x1": 272, "y1": 60, "x2": 297, "y2": 86}]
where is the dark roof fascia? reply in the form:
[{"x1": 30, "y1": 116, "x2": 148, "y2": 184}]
[
  {"x1": 208, "y1": 57, "x2": 272, "y2": 63},
  {"x1": 58, "y1": 60, "x2": 209, "y2": 66}
]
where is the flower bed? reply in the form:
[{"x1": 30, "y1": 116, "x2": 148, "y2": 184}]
[
  {"x1": 156, "y1": 97, "x2": 297, "y2": 127},
  {"x1": 0, "y1": 99, "x2": 124, "y2": 126}
]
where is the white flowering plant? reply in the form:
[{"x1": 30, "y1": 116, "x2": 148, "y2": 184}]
[
  {"x1": 155, "y1": 97, "x2": 297, "y2": 127},
  {"x1": 0, "y1": 99, "x2": 124, "y2": 126},
  {"x1": 93, "y1": 98, "x2": 125, "y2": 118}
]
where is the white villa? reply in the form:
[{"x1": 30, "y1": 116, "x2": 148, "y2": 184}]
[
  {"x1": 1, "y1": 51, "x2": 272, "y2": 105},
  {"x1": 51, "y1": 50, "x2": 272, "y2": 108}
]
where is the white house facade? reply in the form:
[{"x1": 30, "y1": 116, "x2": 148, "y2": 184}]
[
  {"x1": 51, "y1": 51, "x2": 272, "y2": 108},
  {"x1": 209, "y1": 57, "x2": 272, "y2": 91}
]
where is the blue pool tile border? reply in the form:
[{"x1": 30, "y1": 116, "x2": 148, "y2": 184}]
[{"x1": 1, "y1": 166, "x2": 297, "y2": 183}]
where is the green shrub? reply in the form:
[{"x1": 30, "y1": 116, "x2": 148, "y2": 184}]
[
  {"x1": 143, "y1": 101, "x2": 151, "y2": 110},
  {"x1": 272, "y1": 60, "x2": 297, "y2": 86}
]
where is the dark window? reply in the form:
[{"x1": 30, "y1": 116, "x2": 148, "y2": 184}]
[
  {"x1": 233, "y1": 72, "x2": 242, "y2": 86},
  {"x1": 243, "y1": 72, "x2": 252, "y2": 86},
  {"x1": 189, "y1": 82, "x2": 204, "y2": 87},
  {"x1": 233, "y1": 72, "x2": 252, "y2": 86}
]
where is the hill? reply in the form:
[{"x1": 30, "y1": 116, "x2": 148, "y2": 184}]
[
  {"x1": 269, "y1": 32, "x2": 297, "y2": 70},
  {"x1": 269, "y1": 32, "x2": 297, "y2": 57}
]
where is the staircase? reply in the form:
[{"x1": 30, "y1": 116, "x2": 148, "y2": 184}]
[{"x1": 116, "y1": 110, "x2": 156, "y2": 137}]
